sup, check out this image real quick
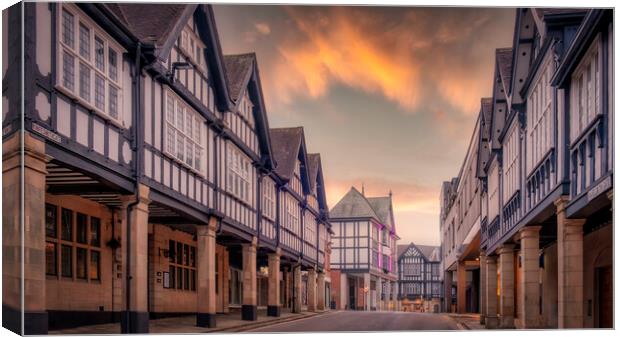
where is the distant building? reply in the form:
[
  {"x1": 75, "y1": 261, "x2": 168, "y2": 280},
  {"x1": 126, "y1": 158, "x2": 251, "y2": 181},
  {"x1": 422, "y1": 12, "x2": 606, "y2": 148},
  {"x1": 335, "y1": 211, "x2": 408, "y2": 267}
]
[
  {"x1": 397, "y1": 243, "x2": 442, "y2": 313},
  {"x1": 329, "y1": 187, "x2": 399, "y2": 311}
]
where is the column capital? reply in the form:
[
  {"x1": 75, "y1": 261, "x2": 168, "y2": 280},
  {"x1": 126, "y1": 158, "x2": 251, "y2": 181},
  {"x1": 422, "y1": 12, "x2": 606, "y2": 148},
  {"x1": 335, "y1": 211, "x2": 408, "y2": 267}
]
[
  {"x1": 554, "y1": 195, "x2": 570, "y2": 213},
  {"x1": 497, "y1": 244, "x2": 515, "y2": 255},
  {"x1": 485, "y1": 255, "x2": 498, "y2": 264},
  {"x1": 120, "y1": 184, "x2": 150, "y2": 209},
  {"x1": 518, "y1": 225, "x2": 542, "y2": 239},
  {"x1": 207, "y1": 216, "x2": 219, "y2": 231}
]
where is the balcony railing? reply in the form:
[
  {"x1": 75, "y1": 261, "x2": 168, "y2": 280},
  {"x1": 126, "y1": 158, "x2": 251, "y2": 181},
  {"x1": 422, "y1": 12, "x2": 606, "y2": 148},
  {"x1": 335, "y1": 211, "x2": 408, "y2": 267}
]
[
  {"x1": 570, "y1": 116, "x2": 607, "y2": 198},
  {"x1": 526, "y1": 149, "x2": 555, "y2": 212}
]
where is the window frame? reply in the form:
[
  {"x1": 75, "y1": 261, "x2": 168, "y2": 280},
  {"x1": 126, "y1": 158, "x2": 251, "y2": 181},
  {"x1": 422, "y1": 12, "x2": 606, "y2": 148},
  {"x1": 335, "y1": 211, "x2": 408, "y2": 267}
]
[
  {"x1": 56, "y1": 4, "x2": 126, "y2": 127},
  {"x1": 164, "y1": 89, "x2": 206, "y2": 175}
]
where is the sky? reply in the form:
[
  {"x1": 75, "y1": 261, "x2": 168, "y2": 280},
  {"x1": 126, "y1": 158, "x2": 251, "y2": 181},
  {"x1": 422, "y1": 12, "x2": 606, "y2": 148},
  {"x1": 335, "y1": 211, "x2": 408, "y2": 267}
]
[{"x1": 213, "y1": 5, "x2": 515, "y2": 246}]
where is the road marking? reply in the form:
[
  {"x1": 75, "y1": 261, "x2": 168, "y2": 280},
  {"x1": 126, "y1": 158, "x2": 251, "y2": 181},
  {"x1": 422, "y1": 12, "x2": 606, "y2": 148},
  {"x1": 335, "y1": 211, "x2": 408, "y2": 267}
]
[{"x1": 244, "y1": 311, "x2": 341, "y2": 332}]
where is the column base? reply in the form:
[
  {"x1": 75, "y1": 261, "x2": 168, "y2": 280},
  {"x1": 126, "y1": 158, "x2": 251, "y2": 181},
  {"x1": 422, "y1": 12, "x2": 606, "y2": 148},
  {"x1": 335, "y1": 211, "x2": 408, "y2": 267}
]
[
  {"x1": 485, "y1": 316, "x2": 499, "y2": 329},
  {"x1": 120, "y1": 311, "x2": 149, "y2": 333},
  {"x1": 2, "y1": 304, "x2": 22, "y2": 335},
  {"x1": 196, "y1": 313, "x2": 216, "y2": 328},
  {"x1": 24, "y1": 310, "x2": 49, "y2": 335},
  {"x1": 480, "y1": 315, "x2": 486, "y2": 325},
  {"x1": 499, "y1": 316, "x2": 515, "y2": 329},
  {"x1": 267, "y1": 305, "x2": 281, "y2": 317},
  {"x1": 241, "y1": 305, "x2": 257, "y2": 321}
]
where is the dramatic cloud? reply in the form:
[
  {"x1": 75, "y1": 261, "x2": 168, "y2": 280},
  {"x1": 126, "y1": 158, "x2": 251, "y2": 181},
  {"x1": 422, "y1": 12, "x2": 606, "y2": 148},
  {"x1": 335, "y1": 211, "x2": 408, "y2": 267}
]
[
  {"x1": 213, "y1": 5, "x2": 515, "y2": 246},
  {"x1": 254, "y1": 22, "x2": 271, "y2": 35}
]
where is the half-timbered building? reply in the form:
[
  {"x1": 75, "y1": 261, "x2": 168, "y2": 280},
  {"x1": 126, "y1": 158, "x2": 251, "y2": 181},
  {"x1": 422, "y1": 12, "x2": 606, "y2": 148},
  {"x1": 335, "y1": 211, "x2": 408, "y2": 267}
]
[
  {"x1": 442, "y1": 7, "x2": 613, "y2": 330},
  {"x1": 396, "y1": 243, "x2": 441, "y2": 313},
  {"x1": 329, "y1": 187, "x2": 399, "y2": 311},
  {"x1": 2, "y1": 3, "x2": 331, "y2": 334}
]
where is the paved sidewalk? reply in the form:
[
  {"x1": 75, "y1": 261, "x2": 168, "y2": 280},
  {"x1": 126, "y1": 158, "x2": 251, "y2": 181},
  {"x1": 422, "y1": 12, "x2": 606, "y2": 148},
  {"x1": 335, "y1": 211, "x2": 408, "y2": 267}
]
[
  {"x1": 446, "y1": 313, "x2": 484, "y2": 330},
  {"x1": 50, "y1": 309, "x2": 328, "y2": 334}
]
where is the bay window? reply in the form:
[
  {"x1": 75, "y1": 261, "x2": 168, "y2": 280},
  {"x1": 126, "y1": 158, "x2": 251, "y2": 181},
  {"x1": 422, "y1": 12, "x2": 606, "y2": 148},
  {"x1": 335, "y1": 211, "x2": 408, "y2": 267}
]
[
  {"x1": 571, "y1": 35, "x2": 602, "y2": 141},
  {"x1": 262, "y1": 179, "x2": 276, "y2": 220},
  {"x1": 164, "y1": 90, "x2": 205, "y2": 174},
  {"x1": 57, "y1": 4, "x2": 124, "y2": 124},
  {"x1": 527, "y1": 55, "x2": 554, "y2": 173},
  {"x1": 227, "y1": 145, "x2": 251, "y2": 203}
]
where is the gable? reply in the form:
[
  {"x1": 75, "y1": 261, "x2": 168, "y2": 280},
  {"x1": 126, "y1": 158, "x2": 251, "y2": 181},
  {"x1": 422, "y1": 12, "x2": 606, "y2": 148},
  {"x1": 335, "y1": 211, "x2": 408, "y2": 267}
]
[{"x1": 509, "y1": 8, "x2": 537, "y2": 105}]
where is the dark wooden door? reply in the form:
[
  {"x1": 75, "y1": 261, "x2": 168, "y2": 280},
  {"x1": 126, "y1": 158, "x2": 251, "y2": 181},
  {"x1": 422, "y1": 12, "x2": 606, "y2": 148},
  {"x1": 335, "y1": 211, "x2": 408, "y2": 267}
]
[{"x1": 598, "y1": 266, "x2": 613, "y2": 328}]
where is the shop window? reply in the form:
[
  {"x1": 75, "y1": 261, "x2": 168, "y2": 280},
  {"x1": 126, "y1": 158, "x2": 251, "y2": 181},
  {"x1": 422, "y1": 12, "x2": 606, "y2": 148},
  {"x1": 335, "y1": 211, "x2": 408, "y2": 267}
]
[
  {"x1": 46, "y1": 204, "x2": 57, "y2": 238},
  {"x1": 90, "y1": 250, "x2": 100, "y2": 280},
  {"x1": 61, "y1": 245, "x2": 73, "y2": 277},
  {"x1": 76, "y1": 213, "x2": 88, "y2": 244},
  {"x1": 76, "y1": 247, "x2": 87, "y2": 279},
  {"x1": 90, "y1": 217, "x2": 101, "y2": 246},
  {"x1": 45, "y1": 203, "x2": 103, "y2": 282},
  {"x1": 167, "y1": 240, "x2": 196, "y2": 292},
  {"x1": 46, "y1": 242, "x2": 57, "y2": 276}
]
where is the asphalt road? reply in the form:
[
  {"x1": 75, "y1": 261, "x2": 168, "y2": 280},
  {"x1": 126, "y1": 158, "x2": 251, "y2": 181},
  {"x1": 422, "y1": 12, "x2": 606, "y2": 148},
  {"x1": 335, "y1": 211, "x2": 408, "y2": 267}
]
[{"x1": 247, "y1": 311, "x2": 460, "y2": 332}]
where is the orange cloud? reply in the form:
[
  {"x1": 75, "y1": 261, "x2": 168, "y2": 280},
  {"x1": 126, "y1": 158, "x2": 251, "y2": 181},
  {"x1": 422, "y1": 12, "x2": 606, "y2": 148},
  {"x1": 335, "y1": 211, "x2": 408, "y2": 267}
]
[
  {"x1": 325, "y1": 177, "x2": 439, "y2": 216},
  {"x1": 269, "y1": 7, "x2": 422, "y2": 110},
  {"x1": 256, "y1": 6, "x2": 510, "y2": 117}
]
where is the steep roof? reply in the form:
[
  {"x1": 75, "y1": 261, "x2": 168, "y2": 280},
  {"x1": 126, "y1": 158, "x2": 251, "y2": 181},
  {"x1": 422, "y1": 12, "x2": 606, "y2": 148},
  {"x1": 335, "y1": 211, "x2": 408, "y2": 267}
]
[
  {"x1": 329, "y1": 187, "x2": 379, "y2": 220},
  {"x1": 269, "y1": 127, "x2": 304, "y2": 181},
  {"x1": 307, "y1": 153, "x2": 321, "y2": 191},
  {"x1": 223, "y1": 53, "x2": 255, "y2": 102},
  {"x1": 397, "y1": 243, "x2": 441, "y2": 262},
  {"x1": 496, "y1": 48, "x2": 513, "y2": 93},
  {"x1": 366, "y1": 196, "x2": 394, "y2": 231},
  {"x1": 104, "y1": 4, "x2": 192, "y2": 46}
]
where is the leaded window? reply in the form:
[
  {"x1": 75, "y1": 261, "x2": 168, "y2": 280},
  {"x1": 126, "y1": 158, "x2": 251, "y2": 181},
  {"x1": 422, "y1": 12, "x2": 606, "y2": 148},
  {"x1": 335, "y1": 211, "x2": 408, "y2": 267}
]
[
  {"x1": 57, "y1": 4, "x2": 124, "y2": 123},
  {"x1": 164, "y1": 90, "x2": 205, "y2": 174}
]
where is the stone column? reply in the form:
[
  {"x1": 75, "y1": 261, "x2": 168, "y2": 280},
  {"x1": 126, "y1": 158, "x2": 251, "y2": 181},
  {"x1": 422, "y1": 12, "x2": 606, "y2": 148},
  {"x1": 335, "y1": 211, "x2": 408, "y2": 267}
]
[
  {"x1": 361, "y1": 274, "x2": 369, "y2": 310},
  {"x1": 267, "y1": 249, "x2": 281, "y2": 317},
  {"x1": 282, "y1": 269, "x2": 290, "y2": 309},
  {"x1": 120, "y1": 184, "x2": 150, "y2": 333},
  {"x1": 517, "y1": 226, "x2": 541, "y2": 328},
  {"x1": 555, "y1": 197, "x2": 586, "y2": 328},
  {"x1": 292, "y1": 264, "x2": 302, "y2": 313},
  {"x1": 382, "y1": 280, "x2": 389, "y2": 310},
  {"x1": 196, "y1": 218, "x2": 218, "y2": 327},
  {"x1": 222, "y1": 248, "x2": 230, "y2": 313},
  {"x1": 307, "y1": 267, "x2": 317, "y2": 311},
  {"x1": 376, "y1": 279, "x2": 383, "y2": 311},
  {"x1": 3, "y1": 132, "x2": 50, "y2": 334},
  {"x1": 479, "y1": 252, "x2": 487, "y2": 324},
  {"x1": 485, "y1": 255, "x2": 499, "y2": 329},
  {"x1": 457, "y1": 260, "x2": 467, "y2": 313},
  {"x1": 444, "y1": 270, "x2": 453, "y2": 312},
  {"x1": 317, "y1": 271, "x2": 326, "y2": 311},
  {"x1": 498, "y1": 244, "x2": 515, "y2": 328},
  {"x1": 241, "y1": 237, "x2": 258, "y2": 320}
]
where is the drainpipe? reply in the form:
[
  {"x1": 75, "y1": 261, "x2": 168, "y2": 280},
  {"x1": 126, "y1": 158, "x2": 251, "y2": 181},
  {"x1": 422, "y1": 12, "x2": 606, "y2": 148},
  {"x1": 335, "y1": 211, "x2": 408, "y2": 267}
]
[{"x1": 124, "y1": 42, "x2": 142, "y2": 332}]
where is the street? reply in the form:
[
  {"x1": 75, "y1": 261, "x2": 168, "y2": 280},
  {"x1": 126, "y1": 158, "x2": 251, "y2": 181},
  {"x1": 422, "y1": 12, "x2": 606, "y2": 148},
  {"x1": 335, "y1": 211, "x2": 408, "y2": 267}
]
[{"x1": 247, "y1": 311, "x2": 460, "y2": 332}]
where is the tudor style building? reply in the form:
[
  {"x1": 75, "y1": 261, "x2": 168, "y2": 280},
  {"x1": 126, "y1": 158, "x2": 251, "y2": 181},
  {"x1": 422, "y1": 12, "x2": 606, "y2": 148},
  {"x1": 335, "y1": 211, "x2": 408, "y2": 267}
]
[
  {"x1": 441, "y1": 8, "x2": 613, "y2": 330},
  {"x1": 329, "y1": 187, "x2": 399, "y2": 311},
  {"x1": 2, "y1": 3, "x2": 331, "y2": 334},
  {"x1": 396, "y1": 243, "x2": 442, "y2": 313}
]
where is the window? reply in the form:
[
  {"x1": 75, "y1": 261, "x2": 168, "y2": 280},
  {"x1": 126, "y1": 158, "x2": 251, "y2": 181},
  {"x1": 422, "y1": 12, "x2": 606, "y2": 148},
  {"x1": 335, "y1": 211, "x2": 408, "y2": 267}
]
[
  {"x1": 167, "y1": 240, "x2": 196, "y2": 292},
  {"x1": 178, "y1": 25, "x2": 206, "y2": 70},
  {"x1": 45, "y1": 203, "x2": 103, "y2": 282},
  {"x1": 571, "y1": 35, "x2": 602, "y2": 141},
  {"x1": 527, "y1": 56, "x2": 554, "y2": 172},
  {"x1": 262, "y1": 179, "x2": 276, "y2": 220},
  {"x1": 57, "y1": 4, "x2": 124, "y2": 123},
  {"x1": 284, "y1": 194, "x2": 299, "y2": 232},
  {"x1": 227, "y1": 145, "x2": 251, "y2": 203},
  {"x1": 164, "y1": 90, "x2": 205, "y2": 173}
]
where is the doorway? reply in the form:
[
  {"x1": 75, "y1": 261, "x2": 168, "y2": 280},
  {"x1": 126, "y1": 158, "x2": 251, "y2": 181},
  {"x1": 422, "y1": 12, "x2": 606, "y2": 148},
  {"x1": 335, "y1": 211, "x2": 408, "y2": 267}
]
[{"x1": 597, "y1": 266, "x2": 612, "y2": 328}]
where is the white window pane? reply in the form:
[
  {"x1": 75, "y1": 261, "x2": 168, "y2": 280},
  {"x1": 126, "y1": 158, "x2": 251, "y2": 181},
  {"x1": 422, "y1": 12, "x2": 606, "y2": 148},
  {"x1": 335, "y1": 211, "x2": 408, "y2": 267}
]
[
  {"x1": 79, "y1": 23, "x2": 90, "y2": 59},
  {"x1": 109, "y1": 48, "x2": 118, "y2": 82},
  {"x1": 79, "y1": 62, "x2": 90, "y2": 101},
  {"x1": 95, "y1": 74, "x2": 105, "y2": 110},
  {"x1": 62, "y1": 9, "x2": 74, "y2": 49},
  {"x1": 95, "y1": 36, "x2": 105, "y2": 72},
  {"x1": 62, "y1": 51, "x2": 75, "y2": 91},
  {"x1": 108, "y1": 85, "x2": 118, "y2": 119}
]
